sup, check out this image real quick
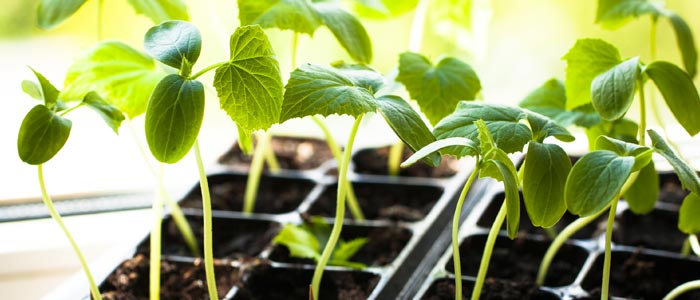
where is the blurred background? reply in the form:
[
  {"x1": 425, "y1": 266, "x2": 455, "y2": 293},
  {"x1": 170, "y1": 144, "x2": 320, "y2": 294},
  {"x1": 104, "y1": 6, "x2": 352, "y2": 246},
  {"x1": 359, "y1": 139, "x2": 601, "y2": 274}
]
[{"x1": 0, "y1": 0, "x2": 698, "y2": 298}]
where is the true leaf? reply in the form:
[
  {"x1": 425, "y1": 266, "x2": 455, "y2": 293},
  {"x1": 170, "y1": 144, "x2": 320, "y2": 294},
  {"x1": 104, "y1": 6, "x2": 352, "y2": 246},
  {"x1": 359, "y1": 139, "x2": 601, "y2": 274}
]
[
  {"x1": 644, "y1": 61, "x2": 700, "y2": 136},
  {"x1": 519, "y1": 79, "x2": 600, "y2": 128},
  {"x1": 273, "y1": 224, "x2": 320, "y2": 259},
  {"x1": 82, "y1": 92, "x2": 125, "y2": 134},
  {"x1": 474, "y1": 119, "x2": 494, "y2": 155},
  {"x1": 22, "y1": 80, "x2": 43, "y2": 100},
  {"x1": 238, "y1": 0, "x2": 322, "y2": 35},
  {"x1": 62, "y1": 41, "x2": 165, "y2": 118},
  {"x1": 331, "y1": 238, "x2": 367, "y2": 262},
  {"x1": 36, "y1": 0, "x2": 87, "y2": 29},
  {"x1": 312, "y1": 2, "x2": 372, "y2": 64},
  {"x1": 351, "y1": 0, "x2": 418, "y2": 19},
  {"x1": 591, "y1": 56, "x2": 640, "y2": 121},
  {"x1": 648, "y1": 129, "x2": 700, "y2": 195},
  {"x1": 623, "y1": 161, "x2": 658, "y2": 214},
  {"x1": 29, "y1": 68, "x2": 59, "y2": 108},
  {"x1": 397, "y1": 52, "x2": 481, "y2": 125},
  {"x1": 679, "y1": 193, "x2": 700, "y2": 234},
  {"x1": 523, "y1": 142, "x2": 571, "y2": 228},
  {"x1": 563, "y1": 39, "x2": 622, "y2": 110},
  {"x1": 17, "y1": 105, "x2": 72, "y2": 165},
  {"x1": 526, "y1": 112, "x2": 575, "y2": 143},
  {"x1": 667, "y1": 13, "x2": 697, "y2": 78},
  {"x1": 145, "y1": 74, "x2": 204, "y2": 163},
  {"x1": 401, "y1": 137, "x2": 478, "y2": 168},
  {"x1": 595, "y1": 0, "x2": 662, "y2": 29},
  {"x1": 566, "y1": 150, "x2": 635, "y2": 216},
  {"x1": 585, "y1": 118, "x2": 638, "y2": 150},
  {"x1": 144, "y1": 20, "x2": 202, "y2": 70},
  {"x1": 330, "y1": 62, "x2": 385, "y2": 92},
  {"x1": 127, "y1": 0, "x2": 189, "y2": 24},
  {"x1": 481, "y1": 148, "x2": 520, "y2": 239},
  {"x1": 376, "y1": 95, "x2": 441, "y2": 167},
  {"x1": 214, "y1": 25, "x2": 284, "y2": 153}
]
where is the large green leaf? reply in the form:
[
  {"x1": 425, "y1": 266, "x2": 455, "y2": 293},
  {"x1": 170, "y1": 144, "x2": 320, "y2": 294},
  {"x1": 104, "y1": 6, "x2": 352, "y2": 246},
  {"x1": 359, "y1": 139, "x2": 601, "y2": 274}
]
[
  {"x1": 238, "y1": 0, "x2": 322, "y2": 35},
  {"x1": 679, "y1": 193, "x2": 700, "y2": 234},
  {"x1": 623, "y1": 161, "x2": 658, "y2": 214},
  {"x1": 145, "y1": 74, "x2": 204, "y2": 163},
  {"x1": 667, "y1": 13, "x2": 698, "y2": 78},
  {"x1": 127, "y1": 0, "x2": 189, "y2": 24},
  {"x1": 645, "y1": 61, "x2": 700, "y2": 136},
  {"x1": 273, "y1": 223, "x2": 320, "y2": 259},
  {"x1": 591, "y1": 57, "x2": 640, "y2": 121},
  {"x1": 144, "y1": 21, "x2": 202, "y2": 70},
  {"x1": 62, "y1": 41, "x2": 165, "y2": 118},
  {"x1": 523, "y1": 142, "x2": 571, "y2": 228},
  {"x1": 375, "y1": 95, "x2": 441, "y2": 167},
  {"x1": 566, "y1": 150, "x2": 635, "y2": 216},
  {"x1": 648, "y1": 129, "x2": 700, "y2": 196},
  {"x1": 351, "y1": 0, "x2": 419, "y2": 19},
  {"x1": 28, "y1": 68, "x2": 60, "y2": 109},
  {"x1": 519, "y1": 79, "x2": 601, "y2": 128},
  {"x1": 281, "y1": 63, "x2": 379, "y2": 121},
  {"x1": 213, "y1": 25, "x2": 284, "y2": 153},
  {"x1": 432, "y1": 102, "x2": 531, "y2": 157},
  {"x1": 595, "y1": 0, "x2": 662, "y2": 29},
  {"x1": 312, "y1": 2, "x2": 372, "y2": 64},
  {"x1": 36, "y1": 0, "x2": 87, "y2": 29},
  {"x1": 563, "y1": 39, "x2": 622, "y2": 110},
  {"x1": 397, "y1": 52, "x2": 481, "y2": 125},
  {"x1": 82, "y1": 92, "x2": 125, "y2": 134},
  {"x1": 17, "y1": 105, "x2": 72, "y2": 165}
]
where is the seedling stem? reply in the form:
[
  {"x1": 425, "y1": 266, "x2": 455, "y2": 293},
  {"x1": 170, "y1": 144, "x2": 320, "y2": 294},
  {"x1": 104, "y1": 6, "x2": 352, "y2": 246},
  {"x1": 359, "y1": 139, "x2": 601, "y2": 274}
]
[
  {"x1": 194, "y1": 140, "x2": 218, "y2": 300},
  {"x1": 451, "y1": 161, "x2": 479, "y2": 299},
  {"x1": 471, "y1": 200, "x2": 507, "y2": 300},
  {"x1": 149, "y1": 163, "x2": 165, "y2": 300}
]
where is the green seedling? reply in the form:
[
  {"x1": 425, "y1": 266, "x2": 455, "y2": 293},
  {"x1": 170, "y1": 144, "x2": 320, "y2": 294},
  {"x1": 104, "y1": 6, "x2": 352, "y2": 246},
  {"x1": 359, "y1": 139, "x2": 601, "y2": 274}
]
[
  {"x1": 273, "y1": 216, "x2": 367, "y2": 269},
  {"x1": 17, "y1": 69, "x2": 125, "y2": 300}
]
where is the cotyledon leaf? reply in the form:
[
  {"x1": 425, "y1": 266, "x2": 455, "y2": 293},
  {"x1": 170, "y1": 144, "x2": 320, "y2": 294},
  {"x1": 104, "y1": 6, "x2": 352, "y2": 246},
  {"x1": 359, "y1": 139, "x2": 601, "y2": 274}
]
[
  {"x1": 563, "y1": 38, "x2": 621, "y2": 110},
  {"x1": 144, "y1": 20, "x2": 202, "y2": 70},
  {"x1": 17, "y1": 105, "x2": 72, "y2": 165},
  {"x1": 591, "y1": 56, "x2": 640, "y2": 121},
  {"x1": 644, "y1": 61, "x2": 700, "y2": 136},
  {"x1": 523, "y1": 142, "x2": 571, "y2": 228}
]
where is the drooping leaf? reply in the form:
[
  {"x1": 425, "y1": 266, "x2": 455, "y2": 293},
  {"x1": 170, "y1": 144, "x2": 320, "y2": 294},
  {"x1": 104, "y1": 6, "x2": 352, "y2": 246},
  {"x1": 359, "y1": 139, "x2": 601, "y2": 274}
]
[
  {"x1": 595, "y1": 135, "x2": 652, "y2": 171},
  {"x1": 525, "y1": 112, "x2": 575, "y2": 143},
  {"x1": 281, "y1": 63, "x2": 379, "y2": 121},
  {"x1": 591, "y1": 56, "x2": 640, "y2": 121},
  {"x1": 679, "y1": 193, "x2": 700, "y2": 234},
  {"x1": 401, "y1": 137, "x2": 478, "y2": 168},
  {"x1": 62, "y1": 41, "x2": 165, "y2": 119},
  {"x1": 523, "y1": 142, "x2": 571, "y2": 228},
  {"x1": 397, "y1": 52, "x2": 481, "y2": 125},
  {"x1": 22, "y1": 80, "x2": 43, "y2": 100},
  {"x1": 213, "y1": 25, "x2": 284, "y2": 153},
  {"x1": 28, "y1": 68, "x2": 59, "y2": 109},
  {"x1": 273, "y1": 224, "x2": 320, "y2": 259},
  {"x1": 144, "y1": 20, "x2": 202, "y2": 70},
  {"x1": 433, "y1": 102, "x2": 531, "y2": 157},
  {"x1": 624, "y1": 161, "x2": 658, "y2": 214},
  {"x1": 666, "y1": 13, "x2": 697, "y2": 78},
  {"x1": 644, "y1": 61, "x2": 700, "y2": 136},
  {"x1": 563, "y1": 39, "x2": 622, "y2": 110},
  {"x1": 312, "y1": 2, "x2": 372, "y2": 64},
  {"x1": 331, "y1": 238, "x2": 367, "y2": 262},
  {"x1": 82, "y1": 92, "x2": 125, "y2": 134},
  {"x1": 376, "y1": 95, "x2": 441, "y2": 167},
  {"x1": 351, "y1": 0, "x2": 419, "y2": 19},
  {"x1": 566, "y1": 150, "x2": 635, "y2": 216},
  {"x1": 126, "y1": 0, "x2": 189, "y2": 24},
  {"x1": 145, "y1": 74, "x2": 204, "y2": 163},
  {"x1": 519, "y1": 79, "x2": 601, "y2": 128},
  {"x1": 36, "y1": 0, "x2": 87, "y2": 29},
  {"x1": 238, "y1": 0, "x2": 322, "y2": 35},
  {"x1": 17, "y1": 105, "x2": 72, "y2": 165},
  {"x1": 595, "y1": 0, "x2": 662, "y2": 29},
  {"x1": 648, "y1": 129, "x2": 700, "y2": 195}
]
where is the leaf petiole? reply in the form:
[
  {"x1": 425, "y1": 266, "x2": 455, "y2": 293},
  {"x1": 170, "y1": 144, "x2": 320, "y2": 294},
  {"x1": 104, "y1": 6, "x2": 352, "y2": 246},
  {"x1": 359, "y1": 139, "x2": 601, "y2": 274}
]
[{"x1": 189, "y1": 61, "x2": 227, "y2": 80}]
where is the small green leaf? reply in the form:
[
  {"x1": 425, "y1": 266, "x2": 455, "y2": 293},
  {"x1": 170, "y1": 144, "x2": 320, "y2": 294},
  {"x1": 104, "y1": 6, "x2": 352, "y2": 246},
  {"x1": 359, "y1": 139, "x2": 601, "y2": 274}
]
[
  {"x1": 566, "y1": 150, "x2": 635, "y2": 216},
  {"x1": 667, "y1": 13, "x2": 697, "y2": 78},
  {"x1": 591, "y1": 57, "x2": 640, "y2": 121},
  {"x1": 281, "y1": 63, "x2": 378, "y2": 121},
  {"x1": 62, "y1": 41, "x2": 165, "y2": 118},
  {"x1": 82, "y1": 92, "x2": 125, "y2": 134},
  {"x1": 214, "y1": 25, "x2": 284, "y2": 149},
  {"x1": 126, "y1": 0, "x2": 189, "y2": 24},
  {"x1": 273, "y1": 224, "x2": 320, "y2": 259},
  {"x1": 238, "y1": 0, "x2": 322, "y2": 35},
  {"x1": 648, "y1": 129, "x2": 700, "y2": 195},
  {"x1": 397, "y1": 52, "x2": 481, "y2": 126},
  {"x1": 312, "y1": 2, "x2": 372, "y2": 64},
  {"x1": 481, "y1": 148, "x2": 520, "y2": 239},
  {"x1": 679, "y1": 193, "x2": 700, "y2": 234},
  {"x1": 645, "y1": 61, "x2": 700, "y2": 136},
  {"x1": 624, "y1": 161, "x2": 658, "y2": 214},
  {"x1": 332, "y1": 238, "x2": 367, "y2": 262},
  {"x1": 144, "y1": 20, "x2": 202, "y2": 70},
  {"x1": 376, "y1": 95, "x2": 440, "y2": 167},
  {"x1": 595, "y1": 135, "x2": 652, "y2": 171},
  {"x1": 523, "y1": 142, "x2": 571, "y2": 228},
  {"x1": 145, "y1": 74, "x2": 204, "y2": 163},
  {"x1": 563, "y1": 39, "x2": 622, "y2": 110},
  {"x1": 526, "y1": 112, "x2": 575, "y2": 143},
  {"x1": 595, "y1": 0, "x2": 662, "y2": 29},
  {"x1": 401, "y1": 137, "x2": 478, "y2": 168},
  {"x1": 22, "y1": 80, "x2": 43, "y2": 100},
  {"x1": 28, "y1": 67, "x2": 59, "y2": 108},
  {"x1": 17, "y1": 105, "x2": 72, "y2": 165},
  {"x1": 519, "y1": 79, "x2": 601, "y2": 128},
  {"x1": 36, "y1": 0, "x2": 87, "y2": 29},
  {"x1": 474, "y1": 119, "x2": 494, "y2": 154}
]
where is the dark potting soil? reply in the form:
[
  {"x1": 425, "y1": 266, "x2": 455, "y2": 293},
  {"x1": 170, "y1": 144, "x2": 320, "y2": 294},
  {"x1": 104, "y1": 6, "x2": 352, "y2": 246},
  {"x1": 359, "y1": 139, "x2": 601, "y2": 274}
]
[
  {"x1": 420, "y1": 278, "x2": 559, "y2": 300},
  {"x1": 307, "y1": 182, "x2": 443, "y2": 222},
  {"x1": 614, "y1": 208, "x2": 687, "y2": 252},
  {"x1": 180, "y1": 174, "x2": 314, "y2": 214},
  {"x1": 657, "y1": 173, "x2": 690, "y2": 205},
  {"x1": 352, "y1": 145, "x2": 459, "y2": 178},
  {"x1": 268, "y1": 225, "x2": 412, "y2": 266},
  {"x1": 447, "y1": 235, "x2": 588, "y2": 287},
  {"x1": 218, "y1": 136, "x2": 334, "y2": 171},
  {"x1": 101, "y1": 254, "x2": 240, "y2": 300},
  {"x1": 232, "y1": 264, "x2": 379, "y2": 300}
]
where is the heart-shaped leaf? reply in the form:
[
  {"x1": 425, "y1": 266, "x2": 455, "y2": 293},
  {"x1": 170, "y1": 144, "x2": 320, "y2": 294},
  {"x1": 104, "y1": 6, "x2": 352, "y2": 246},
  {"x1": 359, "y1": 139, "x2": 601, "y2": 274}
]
[
  {"x1": 645, "y1": 61, "x2": 700, "y2": 136},
  {"x1": 144, "y1": 20, "x2": 202, "y2": 70},
  {"x1": 127, "y1": 0, "x2": 189, "y2": 24},
  {"x1": 519, "y1": 79, "x2": 601, "y2": 128},
  {"x1": 523, "y1": 142, "x2": 571, "y2": 228},
  {"x1": 563, "y1": 39, "x2": 622, "y2": 110},
  {"x1": 591, "y1": 56, "x2": 640, "y2": 121},
  {"x1": 17, "y1": 105, "x2": 72, "y2": 165}
]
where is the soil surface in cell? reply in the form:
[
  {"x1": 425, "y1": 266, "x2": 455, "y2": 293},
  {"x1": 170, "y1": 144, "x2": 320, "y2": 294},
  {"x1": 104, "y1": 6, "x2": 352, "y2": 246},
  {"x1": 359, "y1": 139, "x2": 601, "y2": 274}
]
[
  {"x1": 421, "y1": 278, "x2": 558, "y2": 300},
  {"x1": 614, "y1": 208, "x2": 687, "y2": 252},
  {"x1": 352, "y1": 145, "x2": 459, "y2": 178},
  {"x1": 657, "y1": 173, "x2": 690, "y2": 205},
  {"x1": 218, "y1": 136, "x2": 334, "y2": 171}
]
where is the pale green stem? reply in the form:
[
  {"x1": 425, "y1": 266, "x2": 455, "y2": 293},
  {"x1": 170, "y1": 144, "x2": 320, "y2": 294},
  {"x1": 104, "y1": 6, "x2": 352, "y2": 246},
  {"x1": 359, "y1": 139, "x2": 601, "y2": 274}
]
[
  {"x1": 59, "y1": 103, "x2": 84, "y2": 117},
  {"x1": 262, "y1": 132, "x2": 281, "y2": 173},
  {"x1": 38, "y1": 165, "x2": 102, "y2": 300},
  {"x1": 311, "y1": 115, "x2": 364, "y2": 300},
  {"x1": 601, "y1": 197, "x2": 620, "y2": 300},
  {"x1": 126, "y1": 120, "x2": 200, "y2": 257},
  {"x1": 452, "y1": 162, "x2": 479, "y2": 300},
  {"x1": 663, "y1": 280, "x2": 700, "y2": 300},
  {"x1": 638, "y1": 77, "x2": 647, "y2": 146},
  {"x1": 387, "y1": 142, "x2": 404, "y2": 176},
  {"x1": 650, "y1": 16, "x2": 658, "y2": 61},
  {"x1": 471, "y1": 201, "x2": 507, "y2": 300},
  {"x1": 291, "y1": 32, "x2": 299, "y2": 70},
  {"x1": 243, "y1": 131, "x2": 270, "y2": 214},
  {"x1": 189, "y1": 62, "x2": 227, "y2": 80},
  {"x1": 310, "y1": 116, "x2": 365, "y2": 221},
  {"x1": 194, "y1": 141, "x2": 218, "y2": 300},
  {"x1": 682, "y1": 237, "x2": 691, "y2": 256},
  {"x1": 408, "y1": 0, "x2": 431, "y2": 52},
  {"x1": 690, "y1": 235, "x2": 700, "y2": 256},
  {"x1": 149, "y1": 164, "x2": 164, "y2": 300},
  {"x1": 97, "y1": 0, "x2": 104, "y2": 42}
]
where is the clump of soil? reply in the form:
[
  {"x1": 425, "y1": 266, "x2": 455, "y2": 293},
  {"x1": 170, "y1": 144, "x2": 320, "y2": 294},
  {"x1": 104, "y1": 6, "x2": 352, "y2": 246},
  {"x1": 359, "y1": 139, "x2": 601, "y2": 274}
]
[
  {"x1": 421, "y1": 278, "x2": 559, "y2": 300},
  {"x1": 218, "y1": 136, "x2": 334, "y2": 171},
  {"x1": 352, "y1": 145, "x2": 459, "y2": 178}
]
